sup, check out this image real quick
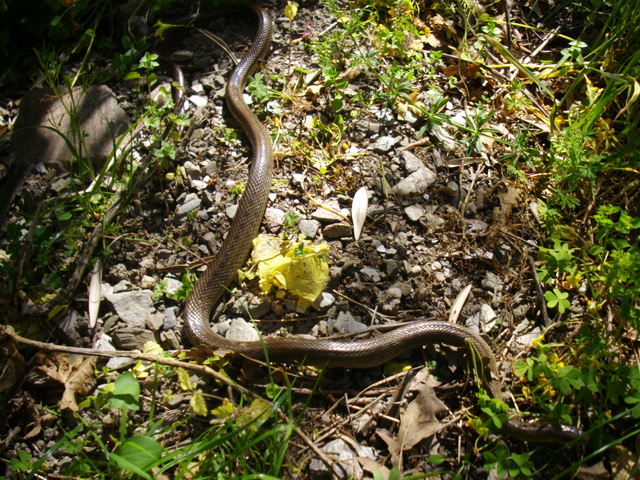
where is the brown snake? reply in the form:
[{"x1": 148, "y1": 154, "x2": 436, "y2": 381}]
[{"x1": 174, "y1": 5, "x2": 583, "y2": 443}]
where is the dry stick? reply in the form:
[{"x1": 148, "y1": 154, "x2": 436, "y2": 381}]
[
  {"x1": 1, "y1": 325, "x2": 247, "y2": 395},
  {"x1": 528, "y1": 255, "x2": 552, "y2": 326},
  {"x1": 1, "y1": 325, "x2": 344, "y2": 477}
]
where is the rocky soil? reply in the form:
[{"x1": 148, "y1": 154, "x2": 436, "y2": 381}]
[{"x1": 0, "y1": 1, "x2": 584, "y2": 477}]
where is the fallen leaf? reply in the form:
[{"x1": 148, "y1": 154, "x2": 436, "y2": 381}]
[
  {"x1": 396, "y1": 379, "x2": 447, "y2": 450},
  {"x1": 352, "y1": 187, "x2": 368, "y2": 241},
  {"x1": 442, "y1": 62, "x2": 481, "y2": 80},
  {"x1": 88, "y1": 258, "x2": 102, "y2": 328},
  {"x1": 376, "y1": 429, "x2": 401, "y2": 467},
  {"x1": 35, "y1": 353, "x2": 97, "y2": 412}
]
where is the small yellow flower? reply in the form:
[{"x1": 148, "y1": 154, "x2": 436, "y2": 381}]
[{"x1": 532, "y1": 335, "x2": 545, "y2": 348}]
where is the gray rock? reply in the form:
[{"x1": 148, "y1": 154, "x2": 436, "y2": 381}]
[
  {"x1": 360, "y1": 267, "x2": 381, "y2": 282},
  {"x1": 51, "y1": 178, "x2": 70, "y2": 192},
  {"x1": 94, "y1": 333, "x2": 116, "y2": 351},
  {"x1": 225, "y1": 318, "x2": 260, "y2": 342},
  {"x1": 323, "y1": 223, "x2": 351, "y2": 238},
  {"x1": 264, "y1": 207, "x2": 285, "y2": 230},
  {"x1": 160, "y1": 329, "x2": 181, "y2": 349},
  {"x1": 203, "y1": 232, "x2": 217, "y2": 254},
  {"x1": 298, "y1": 219, "x2": 320, "y2": 238},
  {"x1": 401, "y1": 150, "x2": 425, "y2": 172},
  {"x1": 404, "y1": 204, "x2": 425, "y2": 221},
  {"x1": 10, "y1": 85, "x2": 128, "y2": 171},
  {"x1": 229, "y1": 295, "x2": 271, "y2": 319},
  {"x1": 191, "y1": 128, "x2": 207, "y2": 141},
  {"x1": 380, "y1": 286, "x2": 403, "y2": 313},
  {"x1": 480, "y1": 304, "x2": 497, "y2": 325},
  {"x1": 105, "y1": 290, "x2": 155, "y2": 328},
  {"x1": 513, "y1": 322, "x2": 543, "y2": 348},
  {"x1": 312, "y1": 291, "x2": 336, "y2": 310},
  {"x1": 393, "y1": 166, "x2": 437, "y2": 196},
  {"x1": 112, "y1": 328, "x2": 156, "y2": 350},
  {"x1": 371, "y1": 135, "x2": 397, "y2": 152},
  {"x1": 311, "y1": 202, "x2": 344, "y2": 223},
  {"x1": 205, "y1": 161, "x2": 218, "y2": 176},
  {"x1": 164, "y1": 306, "x2": 178, "y2": 330},
  {"x1": 310, "y1": 320, "x2": 329, "y2": 336},
  {"x1": 162, "y1": 276, "x2": 183, "y2": 296},
  {"x1": 284, "y1": 297, "x2": 311, "y2": 314},
  {"x1": 332, "y1": 311, "x2": 367, "y2": 335},
  {"x1": 177, "y1": 193, "x2": 201, "y2": 215},
  {"x1": 183, "y1": 160, "x2": 201, "y2": 180},
  {"x1": 354, "y1": 118, "x2": 380, "y2": 135},
  {"x1": 146, "y1": 312, "x2": 165, "y2": 332},
  {"x1": 226, "y1": 204, "x2": 238, "y2": 219},
  {"x1": 385, "y1": 259, "x2": 402, "y2": 277},
  {"x1": 191, "y1": 179, "x2": 208, "y2": 190},
  {"x1": 466, "y1": 218, "x2": 488, "y2": 233},
  {"x1": 308, "y1": 438, "x2": 363, "y2": 479},
  {"x1": 482, "y1": 272, "x2": 503, "y2": 292},
  {"x1": 106, "y1": 356, "x2": 136, "y2": 370},
  {"x1": 395, "y1": 231, "x2": 409, "y2": 247},
  {"x1": 424, "y1": 212, "x2": 445, "y2": 229},
  {"x1": 111, "y1": 277, "x2": 129, "y2": 292},
  {"x1": 140, "y1": 275, "x2": 156, "y2": 289},
  {"x1": 466, "y1": 304, "x2": 497, "y2": 334}
]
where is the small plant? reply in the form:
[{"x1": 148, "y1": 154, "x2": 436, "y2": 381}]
[
  {"x1": 483, "y1": 444, "x2": 535, "y2": 480},
  {"x1": 153, "y1": 271, "x2": 196, "y2": 301}
]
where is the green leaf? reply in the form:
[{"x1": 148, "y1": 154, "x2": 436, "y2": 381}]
[
  {"x1": 106, "y1": 372, "x2": 140, "y2": 410},
  {"x1": 111, "y1": 435, "x2": 164, "y2": 476},
  {"x1": 265, "y1": 382, "x2": 280, "y2": 399},
  {"x1": 544, "y1": 288, "x2": 570, "y2": 313},
  {"x1": 388, "y1": 466, "x2": 402, "y2": 480},
  {"x1": 124, "y1": 71, "x2": 141, "y2": 81},
  {"x1": 190, "y1": 391, "x2": 208, "y2": 416}
]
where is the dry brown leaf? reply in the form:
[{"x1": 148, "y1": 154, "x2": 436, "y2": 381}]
[
  {"x1": 396, "y1": 384, "x2": 447, "y2": 451},
  {"x1": 442, "y1": 62, "x2": 481, "y2": 80},
  {"x1": 35, "y1": 353, "x2": 97, "y2": 412},
  {"x1": 359, "y1": 457, "x2": 390, "y2": 479},
  {"x1": 376, "y1": 429, "x2": 401, "y2": 467},
  {"x1": 305, "y1": 83, "x2": 323, "y2": 101},
  {"x1": 7, "y1": 392, "x2": 41, "y2": 440}
]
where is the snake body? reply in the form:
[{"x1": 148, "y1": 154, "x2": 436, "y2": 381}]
[{"x1": 177, "y1": 6, "x2": 582, "y2": 443}]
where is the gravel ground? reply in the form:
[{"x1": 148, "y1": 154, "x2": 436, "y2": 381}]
[{"x1": 0, "y1": 1, "x2": 586, "y2": 477}]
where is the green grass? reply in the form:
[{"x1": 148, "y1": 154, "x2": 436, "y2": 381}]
[{"x1": 10, "y1": 359, "x2": 298, "y2": 480}]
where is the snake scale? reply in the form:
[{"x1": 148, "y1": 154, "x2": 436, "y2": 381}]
[{"x1": 166, "y1": 5, "x2": 583, "y2": 443}]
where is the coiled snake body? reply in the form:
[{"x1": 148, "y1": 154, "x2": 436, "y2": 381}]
[{"x1": 175, "y1": 5, "x2": 582, "y2": 443}]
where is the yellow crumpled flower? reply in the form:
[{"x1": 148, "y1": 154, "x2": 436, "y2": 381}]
[{"x1": 247, "y1": 234, "x2": 330, "y2": 306}]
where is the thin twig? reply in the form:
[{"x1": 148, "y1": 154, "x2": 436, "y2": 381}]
[{"x1": 528, "y1": 255, "x2": 551, "y2": 326}]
